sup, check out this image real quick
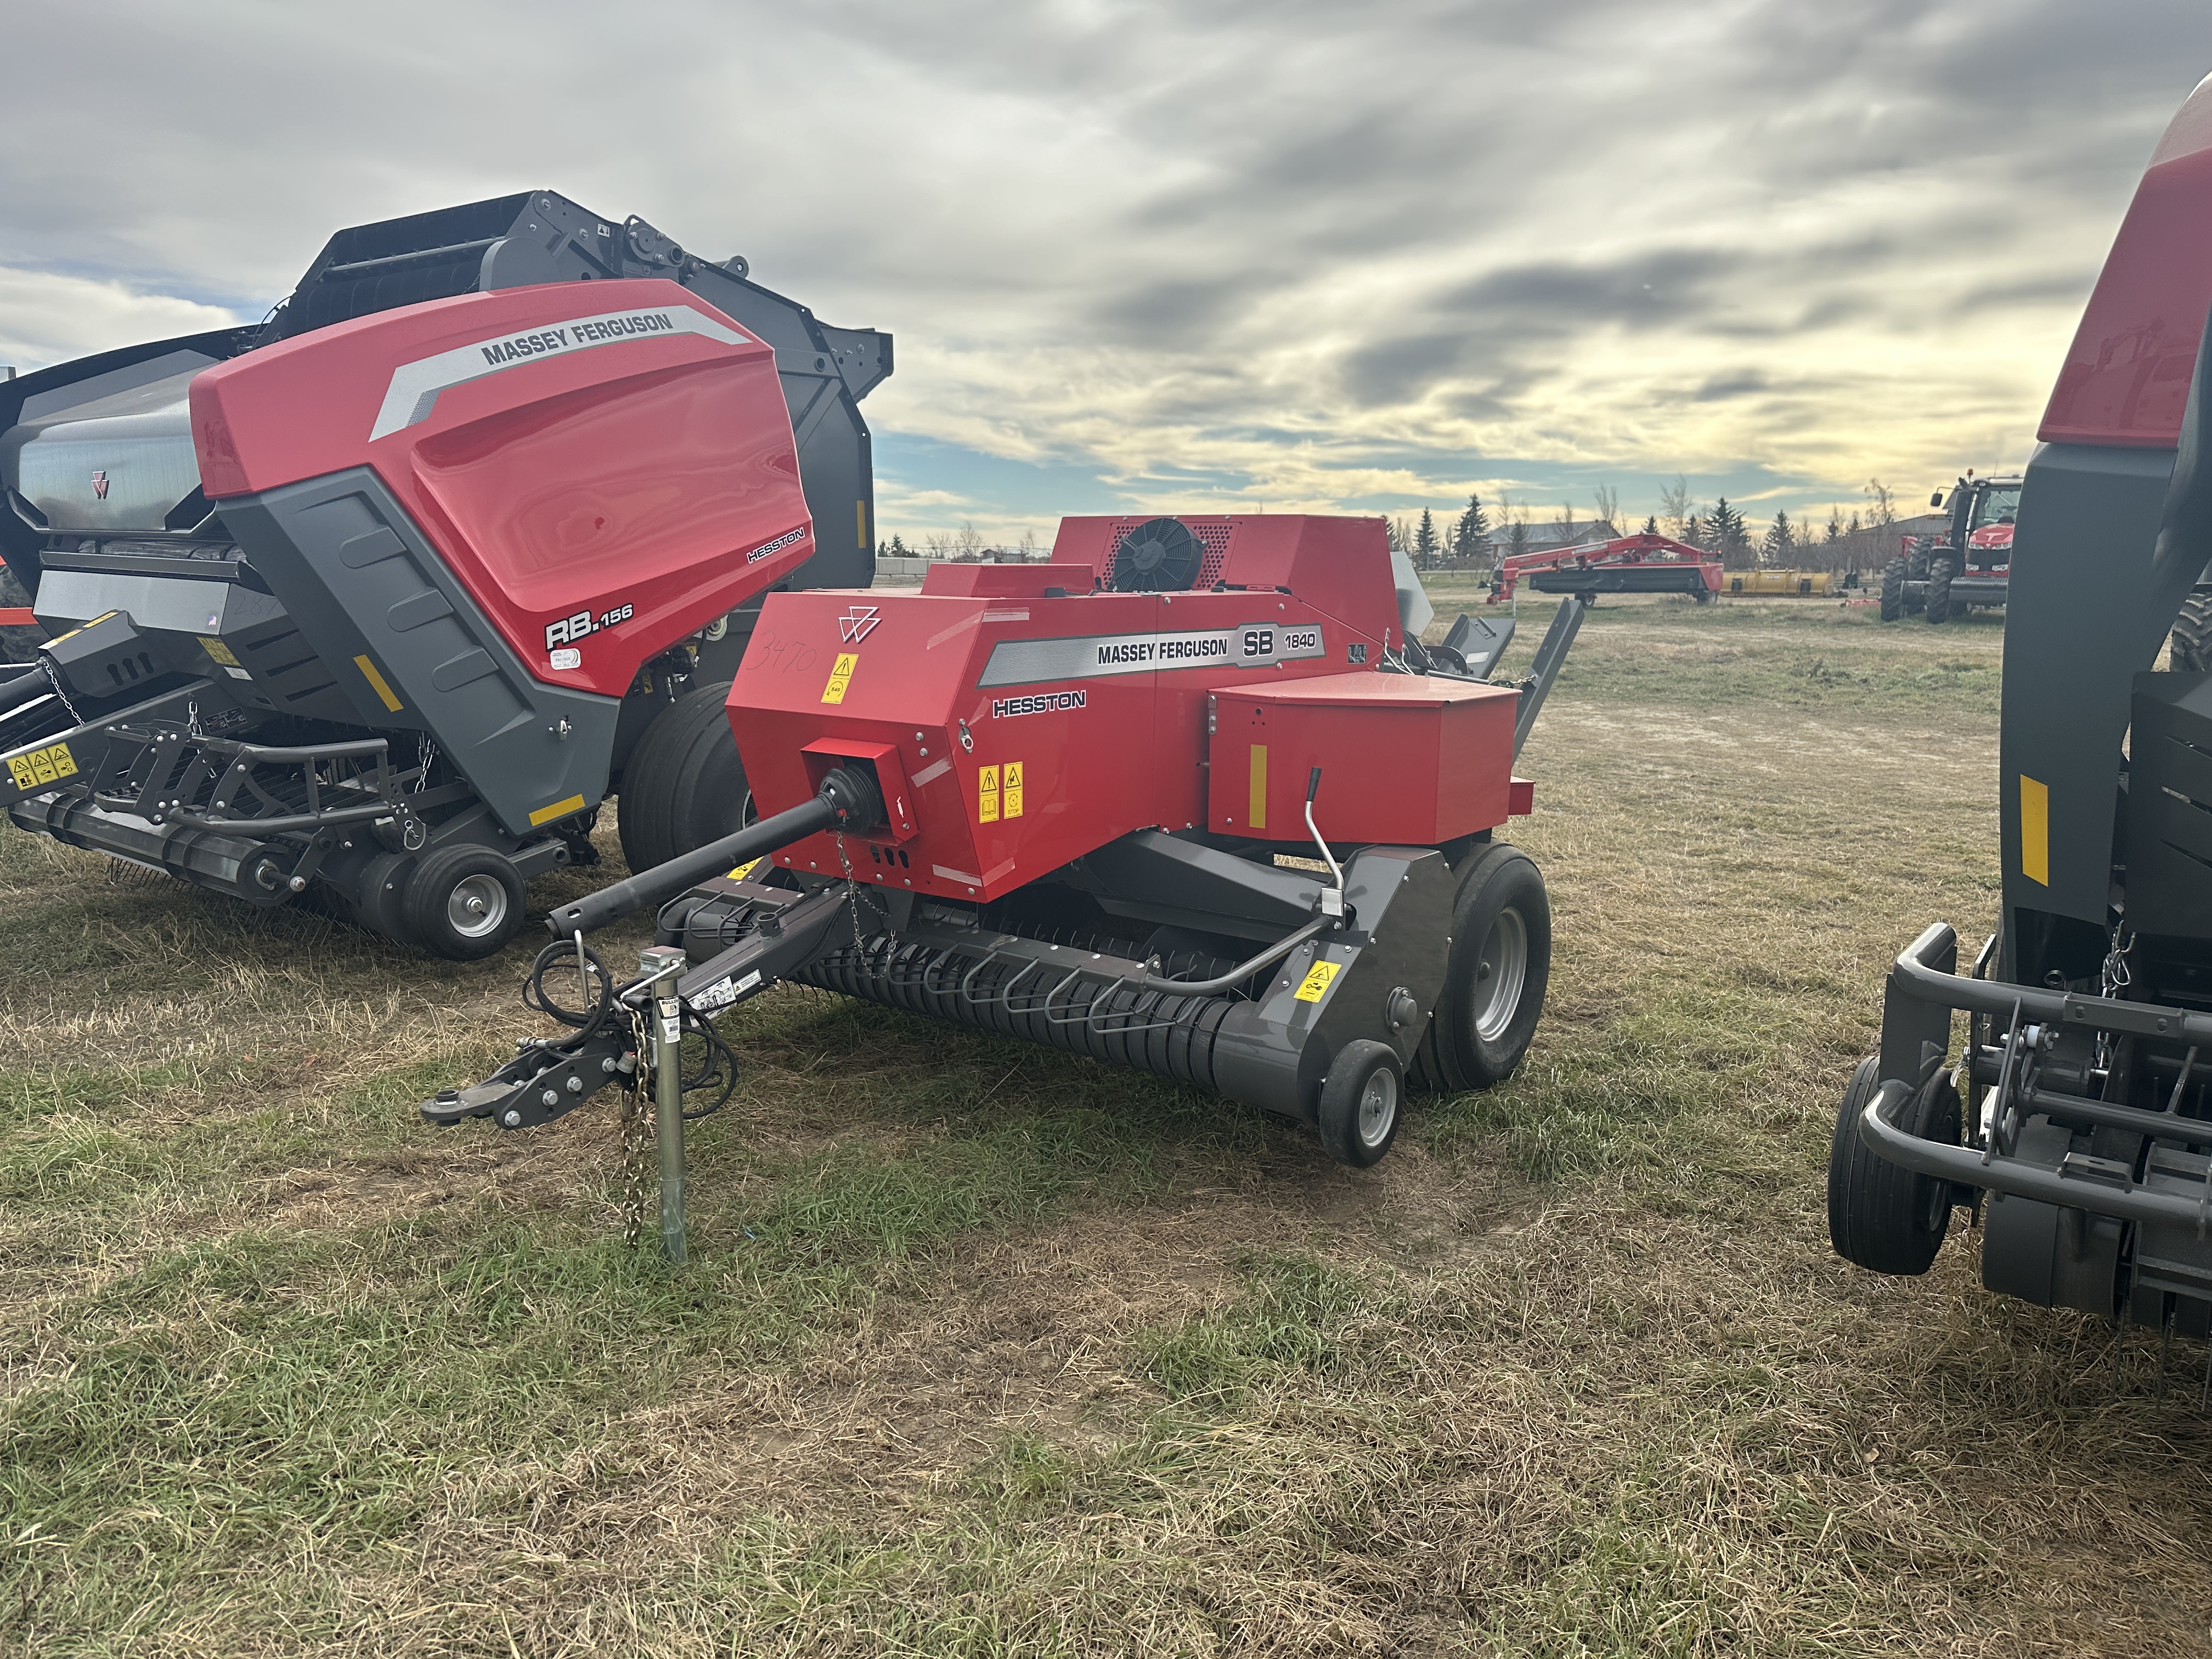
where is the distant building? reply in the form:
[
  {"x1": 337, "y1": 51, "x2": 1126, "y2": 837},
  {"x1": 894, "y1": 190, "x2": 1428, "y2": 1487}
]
[{"x1": 1488, "y1": 519, "x2": 1619, "y2": 556}]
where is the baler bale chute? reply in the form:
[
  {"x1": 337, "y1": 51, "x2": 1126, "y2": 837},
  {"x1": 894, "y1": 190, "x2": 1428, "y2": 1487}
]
[
  {"x1": 0, "y1": 191, "x2": 889, "y2": 956},
  {"x1": 425, "y1": 515, "x2": 1592, "y2": 1176},
  {"x1": 1829, "y1": 70, "x2": 2212, "y2": 1365}
]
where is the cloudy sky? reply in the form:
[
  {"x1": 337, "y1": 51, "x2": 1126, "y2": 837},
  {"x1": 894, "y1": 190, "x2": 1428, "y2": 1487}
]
[{"x1": 6, "y1": 0, "x2": 2210, "y2": 544}]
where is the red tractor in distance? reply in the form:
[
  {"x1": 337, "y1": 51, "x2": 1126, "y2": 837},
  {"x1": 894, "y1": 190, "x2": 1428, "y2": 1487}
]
[{"x1": 1879, "y1": 471, "x2": 2018, "y2": 622}]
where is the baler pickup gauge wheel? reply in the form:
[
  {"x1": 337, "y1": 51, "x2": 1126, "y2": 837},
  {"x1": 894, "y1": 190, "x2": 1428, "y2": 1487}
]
[
  {"x1": 1413, "y1": 842, "x2": 1553, "y2": 1092},
  {"x1": 1319, "y1": 1041, "x2": 1404, "y2": 1167},
  {"x1": 403, "y1": 845, "x2": 527, "y2": 961},
  {"x1": 1827, "y1": 1055, "x2": 1962, "y2": 1276}
]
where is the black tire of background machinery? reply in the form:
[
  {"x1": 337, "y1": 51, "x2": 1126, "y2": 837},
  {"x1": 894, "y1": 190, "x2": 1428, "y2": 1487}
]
[
  {"x1": 400, "y1": 843, "x2": 527, "y2": 961},
  {"x1": 1878, "y1": 557, "x2": 1905, "y2": 622},
  {"x1": 1826, "y1": 1056, "x2": 1960, "y2": 1276},
  {"x1": 1925, "y1": 556, "x2": 1956, "y2": 624},
  {"x1": 1907, "y1": 544, "x2": 1930, "y2": 582},
  {"x1": 1317, "y1": 1039, "x2": 1404, "y2": 1168},
  {"x1": 1409, "y1": 842, "x2": 1553, "y2": 1093},
  {"x1": 2171, "y1": 591, "x2": 2212, "y2": 671},
  {"x1": 617, "y1": 680, "x2": 752, "y2": 875}
]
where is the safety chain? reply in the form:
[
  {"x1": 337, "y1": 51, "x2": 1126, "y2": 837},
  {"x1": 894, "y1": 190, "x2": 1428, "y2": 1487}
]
[
  {"x1": 618, "y1": 1000, "x2": 653, "y2": 1247},
  {"x1": 2102, "y1": 923, "x2": 2137, "y2": 998}
]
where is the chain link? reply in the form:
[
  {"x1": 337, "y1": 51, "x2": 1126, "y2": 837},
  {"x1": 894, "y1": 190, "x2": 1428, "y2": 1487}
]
[{"x1": 618, "y1": 1001, "x2": 652, "y2": 1246}]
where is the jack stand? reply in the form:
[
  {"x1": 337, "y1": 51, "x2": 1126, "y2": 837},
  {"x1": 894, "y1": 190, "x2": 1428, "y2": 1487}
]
[{"x1": 639, "y1": 945, "x2": 689, "y2": 1265}]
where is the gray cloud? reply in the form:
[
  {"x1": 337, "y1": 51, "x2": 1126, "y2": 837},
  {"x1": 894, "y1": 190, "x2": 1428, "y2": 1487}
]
[{"x1": 4, "y1": 0, "x2": 2211, "y2": 533}]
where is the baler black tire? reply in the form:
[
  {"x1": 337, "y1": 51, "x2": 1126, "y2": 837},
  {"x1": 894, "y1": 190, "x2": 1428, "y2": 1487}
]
[
  {"x1": 1925, "y1": 557, "x2": 1955, "y2": 624},
  {"x1": 1317, "y1": 1040, "x2": 1403, "y2": 1168},
  {"x1": 1906, "y1": 545, "x2": 1929, "y2": 583},
  {"x1": 1409, "y1": 842, "x2": 1551, "y2": 1093},
  {"x1": 1827, "y1": 1057, "x2": 1960, "y2": 1277},
  {"x1": 618, "y1": 680, "x2": 754, "y2": 875},
  {"x1": 2171, "y1": 591, "x2": 2212, "y2": 672},
  {"x1": 402, "y1": 844, "x2": 526, "y2": 961},
  {"x1": 1878, "y1": 558, "x2": 1905, "y2": 622}
]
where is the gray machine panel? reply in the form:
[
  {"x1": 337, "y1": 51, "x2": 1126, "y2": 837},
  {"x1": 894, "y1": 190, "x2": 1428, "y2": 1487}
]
[
  {"x1": 221, "y1": 467, "x2": 621, "y2": 839},
  {"x1": 2001, "y1": 440, "x2": 2176, "y2": 939}
]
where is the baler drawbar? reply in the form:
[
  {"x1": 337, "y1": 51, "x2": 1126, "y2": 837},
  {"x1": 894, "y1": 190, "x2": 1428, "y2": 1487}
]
[{"x1": 426, "y1": 514, "x2": 1583, "y2": 1171}]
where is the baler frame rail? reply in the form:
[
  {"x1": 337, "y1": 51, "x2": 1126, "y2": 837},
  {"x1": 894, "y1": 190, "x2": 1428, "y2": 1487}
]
[{"x1": 1863, "y1": 922, "x2": 2212, "y2": 1234}]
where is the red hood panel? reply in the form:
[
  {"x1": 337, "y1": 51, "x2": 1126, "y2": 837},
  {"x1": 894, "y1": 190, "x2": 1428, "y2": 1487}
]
[{"x1": 189, "y1": 279, "x2": 812, "y2": 697}]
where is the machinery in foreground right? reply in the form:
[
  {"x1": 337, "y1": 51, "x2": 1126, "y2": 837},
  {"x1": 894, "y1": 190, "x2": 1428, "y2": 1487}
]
[{"x1": 1830, "y1": 70, "x2": 2212, "y2": 1347}]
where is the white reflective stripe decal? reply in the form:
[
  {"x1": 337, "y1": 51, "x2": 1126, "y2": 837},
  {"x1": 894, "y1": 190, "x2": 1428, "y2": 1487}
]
[{"x1": 369, "y1": 305, "x2": 751, "y2": 439}]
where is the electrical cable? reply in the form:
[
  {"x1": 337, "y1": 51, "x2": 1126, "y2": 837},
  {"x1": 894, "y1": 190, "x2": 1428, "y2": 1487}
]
[{"x1": 674, "y1": 999, "x2": 740, "y2": 1119}]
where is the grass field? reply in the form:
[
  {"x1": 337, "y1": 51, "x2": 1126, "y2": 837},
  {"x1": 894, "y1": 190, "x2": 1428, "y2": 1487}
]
[{"x1": 3, "y1": 590, "x2": 2208, "y2": 1657}]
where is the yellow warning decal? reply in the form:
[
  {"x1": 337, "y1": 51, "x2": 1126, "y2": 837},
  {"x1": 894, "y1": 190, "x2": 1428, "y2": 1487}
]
[
  {"x1": 822, "y1": 651, "x2": 857, "y2": 704},
  {"x1": 1294, "y1": 959, "x2": 1342, "y2": 1003},
  {"x1": 1249, "y1": 743, "x2": 1268, "y2": 830},
  {"x1": 7, "y1": 741, "x2": 77, "y2": 792},
  {"x1": 199, "y1": 636, "x2": 240, "y2": 668},
  {"x1": 728, "y1": 857, "x2": 763, "y2": 882},
  {"x1": 529, "y1": 793, "x2": 587, "y2": 827},
  {"x1": 1002, "y1": 759, "x2": 1024, "y2": 819},
  {"x1": 353, "y1": 654, "x2": 404, "y2": 713},
  {"x1": 978, "y1": 763, "x2": 1001, "y2": 823},
  {"x1": 856, "y1": 499, "x2": 869, "y2": 548},
  {"x1": 2021, "y1": 774, "x2": 2049, "y2": 887}
]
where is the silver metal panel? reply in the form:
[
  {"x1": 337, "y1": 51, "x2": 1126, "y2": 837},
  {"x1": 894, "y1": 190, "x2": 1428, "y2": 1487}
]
[{"x1": 13, "y1": 376, "x2": 203, "y2": 533}]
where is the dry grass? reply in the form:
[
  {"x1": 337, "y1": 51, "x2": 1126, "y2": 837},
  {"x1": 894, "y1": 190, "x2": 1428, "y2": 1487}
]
[{"x1": 2, "y1": 593, "x2": 2207, "y2": 1657}]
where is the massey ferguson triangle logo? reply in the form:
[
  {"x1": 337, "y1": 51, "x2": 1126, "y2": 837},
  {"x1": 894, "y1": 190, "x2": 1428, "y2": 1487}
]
[
  {"x1": 837, "y1": 605, "x2": 881, "y2": 644},
  {"x1": 91, "y1": 470, "x2": 108, "y2": 500}
]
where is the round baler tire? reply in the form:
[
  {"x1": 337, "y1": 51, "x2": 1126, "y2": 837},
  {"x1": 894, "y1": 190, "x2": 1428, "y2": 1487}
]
[
  {"x1": 402, "y1": 844, "x2": 526, "y2": 961},
  {"x1": 618, "y1": 681, "x2": 754, "y2": 875},
  {"x1": 1410, "y1": 842, "x2": 1552, "y2": 1093},
  {"x1": 1925, "y1": 556, "x2": 1956, "y2": 624},
  {"x1": 1317, "y1": 1040, "x2": 1404, "y2": 1168},
  {"x1": 2171, "y1": 591, "x2": 2212, "y2": 672},
  {"x1": 1827, "y1": 1056, "x2": 1961, "y2": 1277},
  {"x1": 1878, "y1": 557, "x2": 1905, "y2": 622}
]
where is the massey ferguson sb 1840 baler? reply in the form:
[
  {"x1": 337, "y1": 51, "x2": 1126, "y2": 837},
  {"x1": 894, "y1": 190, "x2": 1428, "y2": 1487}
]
[
  {"x1": 1830, "y1": 70, "x2": 2212, "y2": 1363},
  {"x1": 0, "y1": 193, "x2": 888, "y2": 956},
  {"x1": 424, "y1": 515, "x2": 1584, "y2": 1171}
]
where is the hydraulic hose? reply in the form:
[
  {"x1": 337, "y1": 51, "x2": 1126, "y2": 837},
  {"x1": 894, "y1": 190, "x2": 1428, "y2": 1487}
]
[
  {"x1": 1137, "y1": 915, "x2": 1334, "y2": 995},
  {"x1": 547, "y1": 764, "x2": 883, "y2": 938}
]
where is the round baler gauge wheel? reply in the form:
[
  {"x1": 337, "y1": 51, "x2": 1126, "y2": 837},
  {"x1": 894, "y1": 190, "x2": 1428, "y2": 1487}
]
[
  {"x1": 618, "y1": 680, "x2": 755, "y2": 874},
  {"x1": 1827, "y1": 1055, "x2": 1961, "y2": 1276},
  {"x1": 2171, "y1": 591, "x2": 2212, "y2": 672},
  {"x1": 1318, "y1": 1040, "x2": 1403, "y2": 1167},
  {"x1": 1878, "y1": 557, "x2": 1906, "y2": 622},
  {"x1": 1410, "y1": 842, "x2": 1552, "y2": 1093},
  {"x1": 403, "y1": 844, "x2": 526, "y2": 961},
  {"x1": 1926, "y1": 556, "x2": 1956, "y2": 624}
]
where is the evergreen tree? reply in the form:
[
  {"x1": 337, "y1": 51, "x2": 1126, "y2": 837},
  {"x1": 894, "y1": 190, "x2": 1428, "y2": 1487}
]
[
  {"x1": 1707, "y1": 498, "x2": 1750, "y2": 565},
  {"x1": 889, "y1": 533, "x2": 909, "y2": 557},
  {"x1": 1642, "y1": 515, "x2": 1659, "y2": 535},
  {"x1": 1450, "y1": 493, "x2": 1489, "y2": 561},
  {"x1": 1825, "y1": 507, "x2": 1843, "y2": 544},
  {"x1": 1414, "y1": 508, "x2": 1440, "y2": 567},
  {"x1": 1761, "y1": 509, "x2": 1795, "y2": 562},
  {"x1": 1506, "y1": 518, "x2": 1530, "y2": 558},
  {"x1": 1847, "y1": 512, "x2": 1860, "y2": 535},
  {"x1": 1684, "y1": 515, "x2": 1705, "y2": 549}
]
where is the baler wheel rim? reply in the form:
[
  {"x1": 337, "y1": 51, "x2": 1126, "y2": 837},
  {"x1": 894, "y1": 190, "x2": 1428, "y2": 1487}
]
[
  {"x1": 1356, "y1": 1067, "x2": 1399, "y2": 1149},
  {"x1": 1471, "y1": 908, "x2": 1529, "y2": 1043},
  {"x1": 446, "y1": 873, "x2": 511, "y2": 939}
]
